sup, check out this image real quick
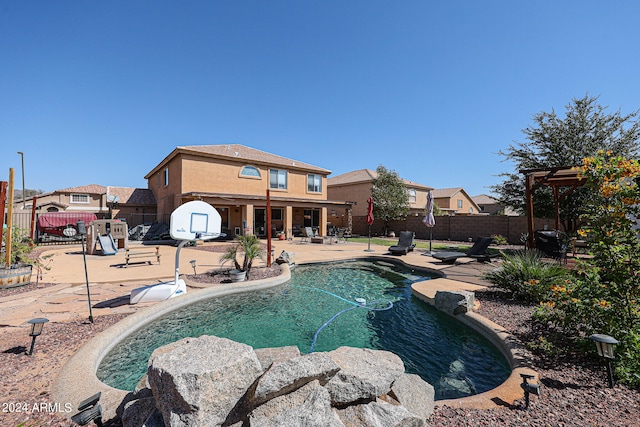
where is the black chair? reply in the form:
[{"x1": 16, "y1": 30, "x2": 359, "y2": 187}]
[
  {"x1": 432, "y1": 237, "x2": 498, "y2": 264},
  {"x1": 534, "y1": 230, "x2": 568, "y2": 263},
  {"x1": 388, "y1": 231, "x2": 416, "y2": 255}
]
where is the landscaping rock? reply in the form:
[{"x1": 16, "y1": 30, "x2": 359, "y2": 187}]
[
  {"x1": 389, "y1": 373, "x2": 435, "y2": 421},
  {"x1": 147, "y1": 335, "x2": 263, "y2": 427},
  {"x1": 434, "y1": 290, "x2": 475, "y2": 315},
  {"x1": 336, "y1": 400, "x2": 424, "y2": 427},
  {"x1": 253, "y1": 352, "x2": 340, "y2": 405},
  {"x1": 325, "y1": 347, "x2": 405, "y2": 405},
  {"x1": 250, "y1": 382, "x2": 345, "y2": 427},
  {"x1": 254, "y1": 345, "x2": 300, "y2": 370}
]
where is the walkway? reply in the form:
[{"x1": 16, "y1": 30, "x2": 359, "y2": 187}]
[{"x1": 0, "y1": 239, "x2": 495, "y2": 327}]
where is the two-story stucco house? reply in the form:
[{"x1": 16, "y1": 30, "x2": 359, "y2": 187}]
[
  {"x1": 327, "y1": 169, "x2": 434, "y2": 217},
  {"x1": 432, "y1": 187, "x2": 481, "y2": 215},
  {"x1": 144, "y1": 144, "x2": 351, "y2": 239}
]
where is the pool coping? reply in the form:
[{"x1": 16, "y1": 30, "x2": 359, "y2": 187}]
[{"x1": 51, "y1": 257, "x2": 535, "y2": 422}]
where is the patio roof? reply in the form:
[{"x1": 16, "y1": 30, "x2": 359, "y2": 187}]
[{"x1": 521, "y1": 166, "x2": 587, "y2": 247}]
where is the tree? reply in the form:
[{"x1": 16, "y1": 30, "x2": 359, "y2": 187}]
[
  {"x1": 371, "y1": 165, "x2": 410, "y2": 236},
  {"x1": 492, "y1": 94, "x2": 640, "y2": 232}
]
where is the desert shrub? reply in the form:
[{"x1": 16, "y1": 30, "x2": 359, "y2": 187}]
[
  {"x1": 535, "y1": 152, "x2": 640, "y2": 387},
  {"x1": 491, "y1": 234, "x2": 508, "y2": 245},
  {"x1": 483, "y1": 249, "x2": 570, "y2": 302}
]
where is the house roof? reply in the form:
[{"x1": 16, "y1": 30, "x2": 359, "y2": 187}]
[
  {"x1": 472, "y1": 194, "x2": 499, "y2": 205},
  {"x1": 432, "y1": 187, "x2": 465, "y2": 198},
  {"x1": 328, "y1": 168, "x2": 433, "y2": 190},
  {"x1": 108, "y1": 187, "x2": 156, "y2": 205},
  {"x1": 145, "y1": 144, "x2": 332, "y2": 179},
  {"x1": 58, "y1": 184, "x2": 107, "y2": 194}
]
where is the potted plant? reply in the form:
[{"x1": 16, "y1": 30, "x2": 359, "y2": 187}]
[
  {"x1": 219, "y1": 235, "x2": 265, "y2": 282},
  {"x1": 1, "y1": 227, "x2": 35, "y2": 288}
]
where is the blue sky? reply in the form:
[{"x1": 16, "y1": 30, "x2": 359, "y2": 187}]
[{"x1": 2, "y1": 1, "x2": 639, "y2": 198}]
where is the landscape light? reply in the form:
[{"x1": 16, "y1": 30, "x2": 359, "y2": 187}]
[
  {"x1": 519, "y1": 373, "x2": 541, "y2": 410},
  {"x1": 190, "y1": 259, "x2": 197, "y2": 274},
  {"x1": 27, "y1": 317, "x2": 49, "y2": 355},
  {"x1": 589, "y1": 334, "x2": 618, "y2": 388}
]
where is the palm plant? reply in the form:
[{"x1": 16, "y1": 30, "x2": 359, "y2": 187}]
[{"x1": 219, "y1": 235, "x2": 265, "y2": 278}]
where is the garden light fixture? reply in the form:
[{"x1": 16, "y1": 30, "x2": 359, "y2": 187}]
[
  {"x1": 27, "y1": 317, "x2": 48, "y2": 355},
  {"x1": 190, "y1": 259, "x2": 197, "y2": 274},
  {"x1": 71, "y1": 391, "x2": 103, "y2": 426},
  {"x1": 519, "y1": 373, "x2": 541, "y2": 410},
  {"x1": 589, "y1": 334, "x2": 618, "y2": 388}
]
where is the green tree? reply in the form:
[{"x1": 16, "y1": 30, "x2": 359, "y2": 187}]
[
  {"x1": 371, "y1": 165, "x2": 410, "y2": 236},
  {"x1": 492, "y1": 94, "x2": 640, "y2": 232}
]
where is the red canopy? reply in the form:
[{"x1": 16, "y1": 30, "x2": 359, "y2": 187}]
[{"x1": 366, "y1": 197, "x2": 374, "y2": 225}]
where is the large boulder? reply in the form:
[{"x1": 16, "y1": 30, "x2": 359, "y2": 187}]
[
  {"x1": 325, "y1": 347, "x2": 405, "y2": 405},
  {"x1": 253, "y1": 352, "x2": 340, "y2": 405},
  {"x1": 250, "y1": 382, "x2": 345, "y2": 427},
  {"x1": 336, "y1": 400, "x2": 424, "y2": 427},
  {"x1": 390, "y1": 373, "x2": 435, "y2": 421},
  {"x1": 434, "y1": 290, "x2": 475, "y2": 315},
  {"x1": 254, "y1": 346, "x2": 300, "y2": 370},
  {"x1": 147, "y1": 335, "x2": 263, "y2": 427}
]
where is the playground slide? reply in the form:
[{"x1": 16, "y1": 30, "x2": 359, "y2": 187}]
[{"x1": 97, "y1": 234, "x2": 118, "y2": 256}]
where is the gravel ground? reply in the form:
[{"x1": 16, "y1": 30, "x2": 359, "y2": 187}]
[{"x1": 1, "y1": 272, "x2": 638, "y2": 426}]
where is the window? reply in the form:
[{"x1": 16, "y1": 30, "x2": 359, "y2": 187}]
[
  {"x1": 307, "y1": 174, "x2": 321, "y2": 192},
  {"x1": 163, "y1": 168, "x2": 169, "y2": 186},
  {"x1": 468, "y1": 207, "x2": 474, "y2": 213},
  {"x1": 457, "y1": 199, "x2": 463, "y2": 209},
  {"x1": 270, "y1": 169, "x2": 287, "y2": 190},
  {"x1": 271, "y1": 208, "x2": 283, "y2": 220},
  {"x1": 408, "y1": 189, "x2": 416, "y2": 203},
  {"x1": 71, "y1": 194, "x2": 89, "y2": 204},
  {"x1": 240, "y1": 165, "x2": 261, "y2": 178}
]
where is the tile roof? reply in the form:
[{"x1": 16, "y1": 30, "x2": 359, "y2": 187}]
[
  {"x1": 107, "y1": 187, "x2": 156, "y2": 205},
  {"x1": 177, "y1": 144, "x2": 331, "y2": 174},
  {"x1": 58, "y1": 184, "x2": 107, "y2": 194},
  {"x1": 328, "y1": 168, "x2": 432, "y2": 190},
  {"x1": 432, "y1": 187, "x2": 464, "y2": 198},
  {"x1": 472, "y1": 194, "x2": 499, "y2": 204}
]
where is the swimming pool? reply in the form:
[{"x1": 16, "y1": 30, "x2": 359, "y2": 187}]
[{"x1": 97, "y1": 259, "x2": 510, "y2": 400}]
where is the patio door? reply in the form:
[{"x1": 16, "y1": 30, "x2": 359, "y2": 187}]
[{"x1": 254, "y1": 208, "x2": 266, "y2": 237}]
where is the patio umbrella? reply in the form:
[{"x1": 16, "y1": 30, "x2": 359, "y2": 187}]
[
  {"x1": 365, "y1": 196, "x2": 374, "y2": 252},
  {"x1": 422, "y1": 190, "x2": 436, "y2": 255}
]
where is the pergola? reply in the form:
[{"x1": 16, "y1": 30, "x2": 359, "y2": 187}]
[{"x1": 521, "y1": 166, "x2": 587, "y2": 248}]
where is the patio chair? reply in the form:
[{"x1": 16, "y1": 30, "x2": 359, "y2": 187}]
[
  {"x1": 388, "y1": 231, "x2": 416, "y2": 255},
  {"x1": 300, "y1": 227, "x2": 317, "y2": 243},
  {"x1": 431, "y1": 237, "x2": 498, "y2": 264}
]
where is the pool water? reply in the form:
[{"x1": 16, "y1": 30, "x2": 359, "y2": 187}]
[{"x1": 97, "y1": 259, "x2": 510, "y2": 399}]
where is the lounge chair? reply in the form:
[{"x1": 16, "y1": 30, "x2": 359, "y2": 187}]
[
  {"x1": 388, "y1": 231, "x2": 416, "y2": 255},
  {"x1": 431, "y1": 237, "x2": 498, "y2": 264},
  {"x1": 300, "y1": 227, "x2": 318, "y2": 243}
]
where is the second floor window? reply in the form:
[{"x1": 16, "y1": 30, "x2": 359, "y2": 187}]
[
  {"x1": 240, "y1": 165, "x2": 261, "y2": 178},
  {"x1": 270, "y1": 169, "x2": 287, "y2": 190},
  {"x1": 163, "y1": 167, "x2": 169, "y2": 186},
  {"x1": 307, "y1": 174, "x2": 321, "y2": 192},
  {"x1": 408, "y1": 189, "x2": 416, "y2": 203},
  {"x1": 457, "y1": 199, "x2": 463, "y2": 209},
  {"x1": 71, "y1": 194, "x2": 89, "y2": 204}
]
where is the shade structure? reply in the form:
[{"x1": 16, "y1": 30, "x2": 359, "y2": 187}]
[{"x1": 422, "y1": 190, "x2": 436, "y2": 255}]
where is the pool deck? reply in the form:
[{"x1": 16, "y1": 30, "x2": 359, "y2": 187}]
[{"x1": 0, "y1": 238, "x2": 535, "y2": 416}]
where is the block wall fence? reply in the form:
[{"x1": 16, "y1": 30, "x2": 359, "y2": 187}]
[{"x1": 351, "y1": 215, "x2": 562, "y2": 245}]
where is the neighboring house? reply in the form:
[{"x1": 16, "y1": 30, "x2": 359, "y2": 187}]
[
  {"x1": 432, "y1": 188, "x2": 481, "y2": 215},
  {"x1": 472, "y1": 194, "x2": 519, "y2": 216},
  {"x1": 327, "y1": 169, "x2": 434, "y2": 218},
  {"x1": 16, "y1": 184, "x2": 157, "y2": 226},
  {"x1": 144, "y1": 144, "x2": 351, "y2": 238}
]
